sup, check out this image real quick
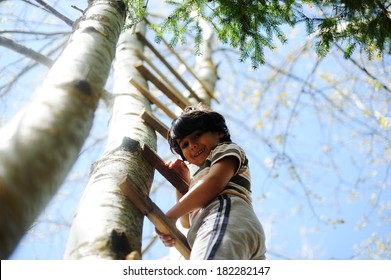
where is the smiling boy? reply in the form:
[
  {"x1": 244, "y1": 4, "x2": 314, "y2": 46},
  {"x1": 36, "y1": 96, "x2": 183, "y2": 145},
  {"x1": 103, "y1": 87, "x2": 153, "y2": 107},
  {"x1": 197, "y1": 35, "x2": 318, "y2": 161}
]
[{"x1": 157, "y1": 104, "x2": 266, "y2": 260}]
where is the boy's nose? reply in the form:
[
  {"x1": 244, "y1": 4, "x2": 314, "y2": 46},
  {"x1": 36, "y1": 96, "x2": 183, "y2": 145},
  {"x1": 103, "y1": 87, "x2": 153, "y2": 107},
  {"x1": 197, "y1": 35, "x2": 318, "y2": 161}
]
[{"x1": 190, "y1": 142, "x2": 198, "y2": 149}]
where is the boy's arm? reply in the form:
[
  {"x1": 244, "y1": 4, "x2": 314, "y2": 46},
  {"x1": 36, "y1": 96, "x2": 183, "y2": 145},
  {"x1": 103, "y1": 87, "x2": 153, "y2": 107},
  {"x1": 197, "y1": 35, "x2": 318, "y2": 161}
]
[
  {"x1": 166, "y1": 159, "x2": 190, "y2": 228},
  {"x1": 166, "y1": 156, "x2": 238, "y2": 223},
  {"x1": 176, "y1": 189, "x2": 190, "y2": 228}
]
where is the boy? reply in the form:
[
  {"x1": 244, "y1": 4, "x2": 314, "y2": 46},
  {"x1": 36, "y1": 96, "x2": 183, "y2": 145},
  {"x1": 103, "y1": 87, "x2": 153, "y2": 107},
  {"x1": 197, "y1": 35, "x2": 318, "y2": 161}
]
[{"x1": 157, "y1": 104, "x2": 266, "y2": 260}]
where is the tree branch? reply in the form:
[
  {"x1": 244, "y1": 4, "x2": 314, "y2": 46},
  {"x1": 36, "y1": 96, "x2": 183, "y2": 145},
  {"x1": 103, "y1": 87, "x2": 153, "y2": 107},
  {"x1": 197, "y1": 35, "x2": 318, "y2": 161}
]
[
  {"x1": 0, "y1": 37, "x2": 67, "y2": 97},
  {"x1": 334, "y1": 44, "x2": 391, "y2": 93},
  {"x1": 0, "y1": 35, "x2": 53, "y2": 67},
  {"x1": 0, "y1": 30, "x2": 70, "y2": 37},
  {"x1": 34, "y1": 0, "x2": 74, "y2": 27}
]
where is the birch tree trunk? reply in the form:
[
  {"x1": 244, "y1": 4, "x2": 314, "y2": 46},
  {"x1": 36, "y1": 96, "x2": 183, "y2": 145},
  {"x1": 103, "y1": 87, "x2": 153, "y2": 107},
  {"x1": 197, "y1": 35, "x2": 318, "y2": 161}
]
[
  {"x1": 192, "y1": 20, "x2": 218, "y2": 105},
  {"x1": 0, "y1": 0, "x2": 126, "y2": 259},
  {"x1": 185, "y1": 18, "x2": 217, "y2": 106},
  {"x1": 64, "y1": 21, "x2": 156, "y2": 259}
]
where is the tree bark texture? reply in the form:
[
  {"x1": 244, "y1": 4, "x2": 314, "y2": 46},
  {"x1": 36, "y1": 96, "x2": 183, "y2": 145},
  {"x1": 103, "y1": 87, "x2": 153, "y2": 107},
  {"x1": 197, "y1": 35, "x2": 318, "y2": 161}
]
[
  {"x1": 188, "y1": 19, "x2": 217, "y2": 105},
  {"x1": 0, "y1": 0, "x2": 126, "y2": 259},
  {"x1": 64, "y1": 21, "x2": 156, "y2": 259}
]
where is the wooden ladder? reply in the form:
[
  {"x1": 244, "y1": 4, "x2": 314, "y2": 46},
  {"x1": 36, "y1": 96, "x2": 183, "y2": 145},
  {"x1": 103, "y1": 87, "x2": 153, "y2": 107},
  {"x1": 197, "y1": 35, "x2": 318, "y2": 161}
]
[
  {"x1": 120, "y1": 30, "x2": 217, "y2": 260},
  {"x1": 119, "y1": 140, "x2": 191, "y2": 259}
]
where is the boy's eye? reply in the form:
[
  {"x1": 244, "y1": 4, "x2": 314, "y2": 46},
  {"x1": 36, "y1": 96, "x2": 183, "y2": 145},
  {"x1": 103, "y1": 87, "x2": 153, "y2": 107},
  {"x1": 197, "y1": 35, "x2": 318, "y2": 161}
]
[
  {"x1": 179, "y1": 131, "x2": 202, "y2": 150},
  {"x1": 181, "y1": 141, "x2": 189, "y2": 149}
]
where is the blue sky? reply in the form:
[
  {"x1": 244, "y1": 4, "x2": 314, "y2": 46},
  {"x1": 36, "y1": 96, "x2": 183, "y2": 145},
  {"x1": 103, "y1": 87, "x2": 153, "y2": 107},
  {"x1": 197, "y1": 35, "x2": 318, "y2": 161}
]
[{"x1": 2, "y1": 1, "x2": 390, "y2": 260}]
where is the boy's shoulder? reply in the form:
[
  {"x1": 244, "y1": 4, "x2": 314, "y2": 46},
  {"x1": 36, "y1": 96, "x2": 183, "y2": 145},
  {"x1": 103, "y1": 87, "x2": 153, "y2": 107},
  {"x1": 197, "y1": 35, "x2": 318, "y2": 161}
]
[
  {"x1": 214, "y1": 141, "x2": 244, "y2": 153},
  {"x1": 210, "y1": 141, "x2": 246, "y2": 161}
]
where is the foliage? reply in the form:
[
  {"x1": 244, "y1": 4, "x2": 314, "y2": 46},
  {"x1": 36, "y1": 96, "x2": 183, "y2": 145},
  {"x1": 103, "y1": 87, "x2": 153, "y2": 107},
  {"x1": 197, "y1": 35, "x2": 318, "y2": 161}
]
[
  {"x1": 299, "y1": 0, "x2": 391, "y2": 59},
  {"x1": 149, "y1": 0, "x2": 297, "y2": 68},
  {"x1": 123, "y1": 0, "x2": 148, "y2": 28},
  {"x1": 145, "y1": 0, "x2": 390, "y2": 67}
]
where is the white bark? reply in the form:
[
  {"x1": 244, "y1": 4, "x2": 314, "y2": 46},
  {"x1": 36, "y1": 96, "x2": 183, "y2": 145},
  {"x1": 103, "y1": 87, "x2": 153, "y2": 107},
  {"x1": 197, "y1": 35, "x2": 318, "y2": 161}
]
[
  {"x1": 188, "y1": 18, "x2": 217, "y2": 105},
  {"x1": 0, "y1": 0, "x2": 126, "y2": 259},
  {"x1": 64, "y1": 21, "x2": 156, "y2": 259}
]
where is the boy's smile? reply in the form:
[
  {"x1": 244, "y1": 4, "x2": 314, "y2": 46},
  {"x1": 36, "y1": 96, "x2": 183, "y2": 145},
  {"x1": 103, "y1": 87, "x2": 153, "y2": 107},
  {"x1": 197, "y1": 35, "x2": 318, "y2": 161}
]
[
  {"x1": 193, "y1": 147, "x2": 205, "y2": 157},
  {"x1": 178, "y1": 130, "x2": 223, "y2": 166}
]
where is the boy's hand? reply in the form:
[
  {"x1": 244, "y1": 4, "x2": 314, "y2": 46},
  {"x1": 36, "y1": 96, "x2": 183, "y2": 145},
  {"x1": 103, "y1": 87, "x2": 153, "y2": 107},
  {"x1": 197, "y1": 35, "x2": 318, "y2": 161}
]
[
  {"x1": 155, "y1": 216, "x2": 178, "y2": 247},
  {"x1": 156, "y1": 228, "x2": 176, "y2": 247},
  {"x1": 166, "y1": 159, "x2": 190, "y2": 183}
]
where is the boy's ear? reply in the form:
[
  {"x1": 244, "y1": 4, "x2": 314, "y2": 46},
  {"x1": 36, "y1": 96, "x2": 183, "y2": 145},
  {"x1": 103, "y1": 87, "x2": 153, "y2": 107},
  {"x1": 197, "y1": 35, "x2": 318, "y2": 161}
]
[{"x1": 218, "y1": 132, "x2": 225, "y2": 140}]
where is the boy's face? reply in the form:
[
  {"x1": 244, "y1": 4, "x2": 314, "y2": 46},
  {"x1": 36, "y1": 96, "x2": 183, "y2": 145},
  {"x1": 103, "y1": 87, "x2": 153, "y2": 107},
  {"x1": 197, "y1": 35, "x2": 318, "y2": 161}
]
[{"x1": 177, "y1": 130, "x2": 223, "y2": 166}]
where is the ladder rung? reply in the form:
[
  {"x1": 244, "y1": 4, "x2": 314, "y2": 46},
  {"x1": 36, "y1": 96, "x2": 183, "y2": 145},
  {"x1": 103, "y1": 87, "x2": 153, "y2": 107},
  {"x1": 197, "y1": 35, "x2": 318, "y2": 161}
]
[
  {"x1": 141, "y1": 144, "x2": 189, "y2": 196},
  {"x1": 142, "y1": 19, "x2": 219, "y2": 104},
  {"x1": 130, "y1": 78, "x2": 177, "y2": 120},
  {"x1": 159, "y1": 37, "x2": 219, "y2": 103},
  {"x1": 135, "y1": 62, "x2": 191, "y2": 110},
  {"x1": 119, "y1": 177, "x2": 191, "y2": 260},
  {"x1": 135, "y1": 49, "x2": 185, "y2": 103},
  {"x1": 140, "y1": 109, "x2": 169, "y2": 139},
  {"x1": 136, "y1": 32, "x2": 203, "y2": 103}
]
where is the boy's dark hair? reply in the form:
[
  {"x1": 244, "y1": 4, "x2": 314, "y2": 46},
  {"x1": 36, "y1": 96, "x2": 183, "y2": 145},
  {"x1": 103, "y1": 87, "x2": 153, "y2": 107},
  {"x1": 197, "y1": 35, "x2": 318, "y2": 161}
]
[{"x1": 167, "y1": 103, "x2": 231, "y2": 160}]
